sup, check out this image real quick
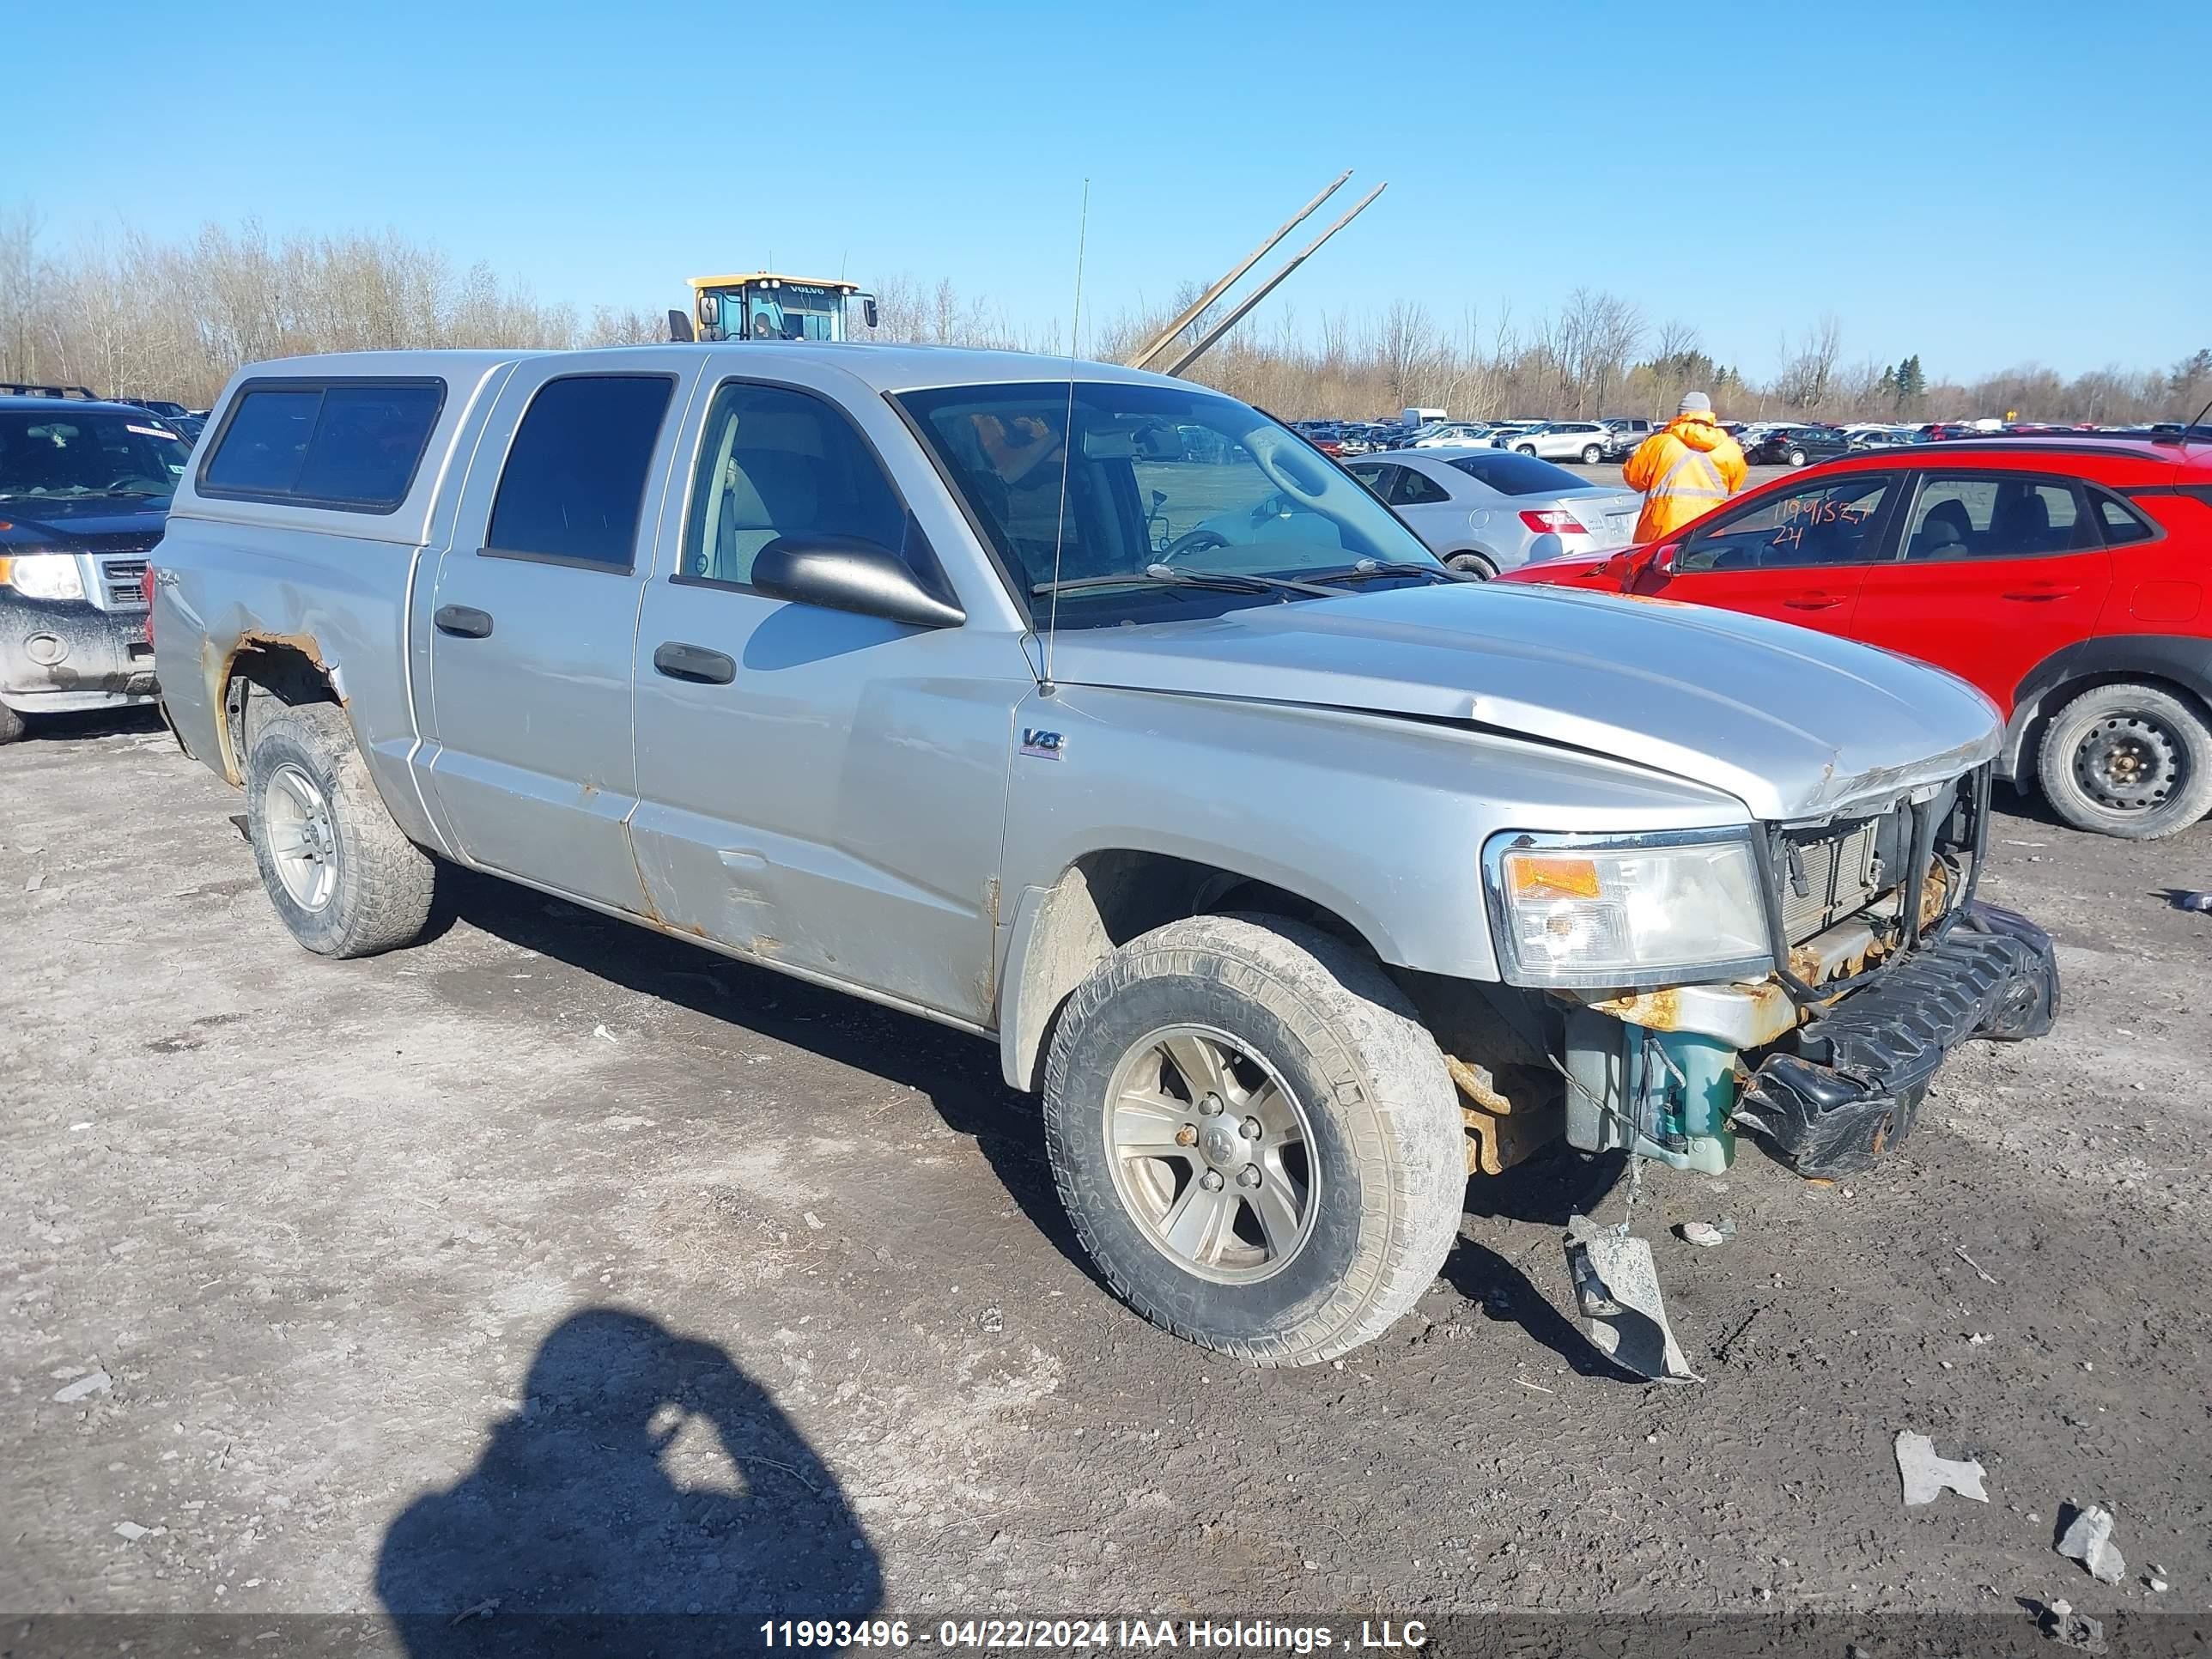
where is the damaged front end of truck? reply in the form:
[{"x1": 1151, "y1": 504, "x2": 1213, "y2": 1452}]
[{"x1": 1443, "y1": 765, "x2": 2059, "y2": 1379}]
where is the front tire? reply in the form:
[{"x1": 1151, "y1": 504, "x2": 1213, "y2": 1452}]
[
  {"x1": 2034, "y1": 682, "x2": 2212, "y2": 840},
  {"x1": 245, "y1": 700, "x2": 439, "y2": 957},
  {"x1": 1042, "y1": 915, "x2": 1464, "y2": 1366},
  {"x1": 1447, "y1": 552, "x2": 1498, "y2": 580},
  {"x1": 1515, "y1": 444, "x2": 1537, "y2": 456}
]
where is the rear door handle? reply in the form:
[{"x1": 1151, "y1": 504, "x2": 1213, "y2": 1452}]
[
  {"x1": 1783, "y1": 594, "x2": 1845, "y2": 611},
  {"x1": 653, "y1": 641, "x2": 737, "y2": 685},
  {"x1": 2002, "y1": 585, "x2": 2079, "y2": 601},
  {"x1": 434, "y1": 605, "x2": 494, "y2": 638}
]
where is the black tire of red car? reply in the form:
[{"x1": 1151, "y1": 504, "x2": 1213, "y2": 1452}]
[
  {"x1": 2034, "y1": 682, "x2": 2212, "y2": 841},
  {"x1": 1446, "y1": 552, "x2": 1497, "y2": 580},
  {"x1": 245, "y1": 700, "x2": 441, "y2": 957},
  {"x1": 0, "y1": 702, "x2": 24, "y2": 745},
  {"x1": 1787, "y1": 447, "x2": 1809, "y2": 468}
]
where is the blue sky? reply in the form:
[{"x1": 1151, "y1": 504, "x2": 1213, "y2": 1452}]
[{"x1": 13, "y1": 1, "x2": 2209, "y2": 382}]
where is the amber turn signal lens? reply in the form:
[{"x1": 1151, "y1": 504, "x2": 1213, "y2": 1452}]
[{"x1": 1505, "y1": 854, "x2": 1602, "y2": 901}]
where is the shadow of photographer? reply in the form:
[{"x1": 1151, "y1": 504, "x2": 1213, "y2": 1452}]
[{"x1": 376, "y1": 1308, "x2": 879, "y2": 1655}]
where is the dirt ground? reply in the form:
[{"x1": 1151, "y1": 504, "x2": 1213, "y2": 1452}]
[{"x1": 3, "y1": 709, "x2": 2209, "y2": 1648}]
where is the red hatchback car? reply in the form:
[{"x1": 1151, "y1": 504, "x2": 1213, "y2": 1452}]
[{"x1": 1499, "y1": 436, "x2": 2212, "y2": 838}]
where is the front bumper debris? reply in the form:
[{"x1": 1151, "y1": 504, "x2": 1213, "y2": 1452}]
[{"x1": 1734, "y1": 901, "x2": 2059, "y2": 1179}]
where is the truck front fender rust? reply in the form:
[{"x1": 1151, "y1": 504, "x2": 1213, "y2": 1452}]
[
  {"x1": 994, "y1": 852, "x2": 1407, "y2": 1094},
  {"x1": 208, "y1": 630, "x2": 341, "y2": 784}
]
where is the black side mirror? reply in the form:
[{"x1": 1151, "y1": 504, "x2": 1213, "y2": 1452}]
[{"x1": 750, "y1": 535, "x2": 965, "y2": 629}]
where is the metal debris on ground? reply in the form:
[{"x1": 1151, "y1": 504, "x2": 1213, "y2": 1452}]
[
  {"x1": 2056, "y1": 1504, "x2": 2126, "y2": 1583},
  {"x1": 112, "y1": 1522, "x2": 150, "y2": 1541},
  {"x1": 2040, "y1": 1600, "x2": 2106, "y2": 1654},
  {"x1": 1893, "y1": 1430, "x2": 1989, "y2": 1505},
  {"x1": 802, "y1": 1211, "x2": 824, "y2": 1231},
  {"x1": 1564, "y1": 1214, "x2": 1699, "y2": 1384},
  {"x1": 1954, "y1": 1245, "x2": 2000, "y2": 1284},
  {"x1": 52, "y1": 1368, "x2": 112, "y2": 1403}
]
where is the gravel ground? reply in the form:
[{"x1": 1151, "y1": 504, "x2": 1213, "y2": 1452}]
[{"x1": 3, "y1": 710, "x2": 2208, "y2": 1647}]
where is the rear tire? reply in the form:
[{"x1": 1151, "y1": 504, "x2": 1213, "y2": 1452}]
[
  {"x1": 1787, "y1": 447, "x2": 1809, "y2": 467},
  {"x1": 0, "y1": 702, "x2": 24, "y2": 745},
  {"x1": 2034, "y1": 682, "x2": 2212, "y2": 841},
  {"x1": 245, "y1": 700, "x2": 438, "y2": 957},
  {"x1": 1581, "y1": 445, "x2": 1604, "y2": 465},
  {"x1": 1447, "y1": 552, "x2": 1498, "y2": 580},
  {"x1": 1041, "y1": 915, "x2": 1464, "y2": 1366}
]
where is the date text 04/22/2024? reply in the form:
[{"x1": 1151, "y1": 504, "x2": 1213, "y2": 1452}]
[{"x1": 757, "y1": 1620, "x2": 1431, "y2": 1650}]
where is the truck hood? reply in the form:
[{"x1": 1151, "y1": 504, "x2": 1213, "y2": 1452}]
[
  {"x1": 1042, "y1": 583, "x2": 2000, "y2": 823},
  {"x1": 0, "y1": 496, "x2": 170, "y2": 550}
]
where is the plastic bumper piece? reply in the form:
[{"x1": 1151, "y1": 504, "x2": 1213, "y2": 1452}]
[{"x1": 1735, "y1": 902, "x2": 2060, "y2": 1180}]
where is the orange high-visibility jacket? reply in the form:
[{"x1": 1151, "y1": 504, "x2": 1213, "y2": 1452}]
[{"x1": 1621, "y1": 413, "x2": 1749, "y2": 543}]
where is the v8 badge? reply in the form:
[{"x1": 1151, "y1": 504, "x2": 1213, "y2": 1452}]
[{"x1": 1019, "y1": 726, "x2": 1066, "y2": 761}]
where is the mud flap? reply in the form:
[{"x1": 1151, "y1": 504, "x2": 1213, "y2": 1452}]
[{"x1": 1564, "y1": 1214, "x2": 1700, "y2": 1384}]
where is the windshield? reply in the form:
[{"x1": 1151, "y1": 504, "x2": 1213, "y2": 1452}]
[
  {"x1": 0, "y1": 410, "x2": 191, "y2": 501},
  {"x1": 896, "y1": 380, "x2": 1438, "y2": 621},
  {"x1": 1447, "y1": 450, "x2": 1585, "y2": 497}
]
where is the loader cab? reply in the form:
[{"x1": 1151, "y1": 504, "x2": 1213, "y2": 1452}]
[{"x1": 688, "y1": 274, "x2": 879, "y2": 343}]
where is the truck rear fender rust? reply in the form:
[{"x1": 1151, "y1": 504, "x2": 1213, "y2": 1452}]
[
  {"x1": 994, "y1": 850, "x2": 1395, "y2": 1093},
  {"x1": 212, "y1": 632, "x2": 339, "y2": 785}
]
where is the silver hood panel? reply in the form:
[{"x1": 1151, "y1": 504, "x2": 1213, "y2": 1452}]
[{"x1": 1042, "y1": 583, "x2": 2000, "y2": 823}]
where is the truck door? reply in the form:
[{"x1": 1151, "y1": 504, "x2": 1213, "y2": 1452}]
[
  {"x1": 423, "y1": 362, "x2": 695, "y2": 915},
  {"x1": 627, "y1": 374, "x2": 1024, "y2": 1024}
]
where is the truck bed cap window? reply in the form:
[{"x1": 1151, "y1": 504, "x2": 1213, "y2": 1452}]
[
  {"x1": 484, "y1": 374, "x2": 674, "y2": 571},
  {"x1": 200, "y1": 380, "x2": 444, "y2": 513}
]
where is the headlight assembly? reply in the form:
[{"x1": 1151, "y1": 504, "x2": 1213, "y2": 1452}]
[
  {"x1": 0, "y1": 553, "x2": 86, "y2": 603},
  {"x1": 1484, "y1": 830, "x2": 1773, "y2": 988}
]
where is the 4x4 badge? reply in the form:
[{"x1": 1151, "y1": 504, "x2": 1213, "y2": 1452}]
[{"x1": 1019, "y1": 727, "x2": 1065, "y2": 761}]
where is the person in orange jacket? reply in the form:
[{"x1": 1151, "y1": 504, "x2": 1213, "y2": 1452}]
[{"x1": 1621, "y1": 392, "x2": 1747, "y2": 544}]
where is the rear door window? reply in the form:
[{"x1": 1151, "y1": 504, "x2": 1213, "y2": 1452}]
[
  {"x1": 1900, "y1": 474, "x2": 2094, "y2": 560},
  {"x1": 200, "y1": 380, "x2": 444, "y2": 511},
  {"x1": 485, "y1": 375, "x2": 675, "y2": 570},
  {"x1": 1678, "y1": 474, "x2": 1894, "y2": 571},
  {"x1": 1395, "y1": 467, "x2": 1452, "y2": 504}
]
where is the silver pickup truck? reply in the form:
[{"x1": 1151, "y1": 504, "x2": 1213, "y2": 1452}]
[{"x1": 152, "y1": 345, "x2": 2059, "y2": 1370}]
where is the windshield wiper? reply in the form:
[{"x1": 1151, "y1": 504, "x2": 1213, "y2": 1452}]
[
  {"x1": 1305, "y1": 558, "x2": 1476, "y2": 588},
  {"x1": 102, "y1": 486, "x2": 162, "y2": 498},
  {"x1": 1031, "y1": 562, "x2": 1340, "y2": 600}
]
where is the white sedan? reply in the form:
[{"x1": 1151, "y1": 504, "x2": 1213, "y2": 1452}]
[{"x1": 1345, "y1": 447, "x2": 1643, "y2": 578}]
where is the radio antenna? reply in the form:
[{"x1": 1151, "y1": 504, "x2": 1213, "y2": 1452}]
[{"x1": 1041, "y1": 178, "x2": 1089, "y2": 696}]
